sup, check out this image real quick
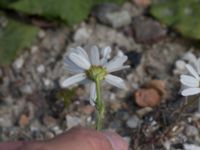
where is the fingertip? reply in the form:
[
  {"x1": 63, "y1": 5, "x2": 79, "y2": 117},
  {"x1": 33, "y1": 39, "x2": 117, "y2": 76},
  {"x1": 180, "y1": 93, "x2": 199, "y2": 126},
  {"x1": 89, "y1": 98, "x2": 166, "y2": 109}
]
[{"x1": 102, "y1": 131, "x2": 128, "y2": 150}]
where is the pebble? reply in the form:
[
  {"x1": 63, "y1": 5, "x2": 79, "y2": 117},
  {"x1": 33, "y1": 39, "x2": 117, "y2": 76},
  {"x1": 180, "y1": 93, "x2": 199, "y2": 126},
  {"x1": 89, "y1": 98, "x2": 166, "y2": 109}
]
[
  {"x1": 52, "y1": 126, "x2": 63, "y2": 135},
  {"x1": 92, "y1": 3, "x2": 131, "y2": 28},
  {"x1": 37, "y1": 64, "x2": 45, "y2": 74},
  {"x1": 80, "y1": 105, "x2": 95, "y2": 115},
  {"x1": 38, "y1": 30, "x2": 46, "y2": 39},
  {"x1": 123, "y1": 136, "x2": 131, "y2": 146},
  {"x1": 175, "y1": 60, "x2": 186, "y2": 70},
  {"x1": 126, "y1": 115, "x2": 142, "y2": 128},
  {"x1": 42, "y1": 115, "x2": 57, "y2": 128},
  {"x1": 66, "y1": 115, "x2": 81, "y2": 129},
  {"x1": 73, "y1": 26, "x2": 92, "y2": 42},
  {"x1": 18, "y1": 114, "x2": 29, "y2": 127},
  {"x1": 184, "y1": 144, "x2": 200, "y2": 150},
  {"x1": 13, "y1": 57, "x2": 24, "y2": 70},
  {"x1": 136, "y1": 107, "x2": 153, "y2": 118},
  {"x1": 31, "y1": 46, "x2": 39, "y2": 54},
  {"x1": 45, "y1": 131, "x2": 55, "y2": 139},
  {"x1": 134, "y1": 88, "x2": 161, "y2": 107},
  {"x1": 132, "y1": 17, "x2": 166, "y2": 43},
  {"x1": 185, "y1": 125, "x2": 199, "y2": 137},
  {"x1": 182, "y1": 52, "x2": 197, "y2": 64},
  {"x1": 43, "y1": 78, "x2": 53, "y2": 88},
  {"x1": 105, "y1": 10, "x2": 131, "y2": 28},
  {"x1": 20, "y1": 84, "x2": 33, "y2": 94}
]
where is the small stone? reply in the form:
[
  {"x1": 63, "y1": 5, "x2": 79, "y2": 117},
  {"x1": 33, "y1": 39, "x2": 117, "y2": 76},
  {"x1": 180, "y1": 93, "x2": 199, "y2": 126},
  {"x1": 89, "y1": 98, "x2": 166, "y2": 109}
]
[
  {"x1": 18, "y1": 114, "x2": 29, "y2": 127},
  {"x1": 20, "y1": 84, "x2": 33, "y2": 94},
  {"x1": 38, "y1": 30, "x2": 46, "y2": 38},
  {"x1": 0, "y1": 118, "x2": 12, "y2": 127},
  {"x1": 13, "y1": 57, "x2": 24, "y2": 70},
  {"x1": 175, "y1": 60, "x2": 186, "y2": 70},
  {"x1": 184, "y1": 144, "x2": 200, "y2": 150},
  {"x1": 37, "y1": 65, "x2": 45, "y2": 74},
  {"x1": 31, "y1": 46, "x2": 39, "y2": 54},
  {"x1": 145, "y1": 80, "x2": 166, "y2": 97},
  {"x1": 66, "y1": 115, "x2": 81, "y2": 129},
  {"x1": 183, "y1": 52, "x2": 197, "y2": 64},
  {"x1": 136, "y1": 107, "x2": 153, "y2": 118},
  {"x1": 92, "y1": 3, "x2": 131, "y2": 28},
  {"x1": 134, "y1": 88, "x2": 161, "y2": 107},
  {"x1": 42, "y1": 115, "x2": 57, "y2": 128},
  {"x1": 132, "y1": 17, "x2": 166, "y2": 43},
  {"x1": 185, "y1": 125, "x2": 199, "y2": 137},
  {"x1": 73, "y1": 26, "x2": 92, "y2": 42},
  {"x1": 123, "y1": 137, "x2": 131, "y2": 146},
  {"x1": 43, "y1": 78, "x2": 53, "y2": 88},
  {"x1": 45, "y1": 131, "x2": 55, "y2": 139},
  {"x1": 105, "y1": 10, "x2": 131, "y2": 28},
  {"x1": 126, "y1": 115, "x2": 142, "y2": 128},
  {"x1": 52, "y1": 126, "x2": 63, "y2": 135},
  {"x1": 80, "y1": 105, "x2": 95, "y2": 115}
]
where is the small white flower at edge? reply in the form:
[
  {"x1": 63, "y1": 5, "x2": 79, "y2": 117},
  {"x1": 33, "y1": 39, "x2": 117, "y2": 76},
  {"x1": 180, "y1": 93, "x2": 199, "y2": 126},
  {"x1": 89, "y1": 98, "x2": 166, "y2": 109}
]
[
  {"x1": 180, "y1": 59, "x2": 200, "y2": 96},
  {"x1": 62, "y1": 46, "x2": 130, "y2": 105}
]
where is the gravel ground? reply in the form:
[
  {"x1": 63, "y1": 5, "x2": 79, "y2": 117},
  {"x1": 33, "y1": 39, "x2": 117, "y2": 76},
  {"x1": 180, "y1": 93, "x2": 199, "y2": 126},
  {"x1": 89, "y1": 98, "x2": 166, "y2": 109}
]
[{"x1": 0, "y1": 2, "x2": 200, "y2": 150}]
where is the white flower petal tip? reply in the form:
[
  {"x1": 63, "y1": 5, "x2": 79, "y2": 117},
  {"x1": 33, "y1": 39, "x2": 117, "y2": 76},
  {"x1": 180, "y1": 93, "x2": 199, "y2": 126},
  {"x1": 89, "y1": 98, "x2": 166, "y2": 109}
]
[
  {"x1": 185, "y1": 64, "x2": 199, "y2": 80},
  {"x1": 180, "y1": 75, "x2": 199, "y2": 87},
  {"x1": 181, "y1": 88, "x2": 200, "y2": 96},
  {"x1": 105, "y1": 74, "x2": 127, "y2": 90},
  {"x1": 61, "y1": 73, "x2": 86, "y2": 87},
  {"x1": 107, "y1": 65, "x2": 130, "y2": 73},
  {"x1": 69, "y1": 53, "x2": 91, "y2": 70}
]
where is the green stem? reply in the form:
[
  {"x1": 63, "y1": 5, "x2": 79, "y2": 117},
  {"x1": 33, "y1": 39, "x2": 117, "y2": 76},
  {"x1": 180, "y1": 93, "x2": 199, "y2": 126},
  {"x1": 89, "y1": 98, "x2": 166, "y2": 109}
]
[{"x1": 95, "y1": 78, "x2": 105, "y2": 131}]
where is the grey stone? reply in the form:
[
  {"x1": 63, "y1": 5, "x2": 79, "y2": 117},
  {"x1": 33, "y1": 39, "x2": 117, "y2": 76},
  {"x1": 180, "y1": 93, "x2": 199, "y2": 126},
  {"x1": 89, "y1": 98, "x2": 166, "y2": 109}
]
[
  {"x1": 185, "y1": 125, "x2": 199, "y2": 137},
  {"x1": 92, "y1": 3, "x2": 131, "y2": 28},
  {"x1": 132, "y1": 17, "x2": 166, "y2": 43},
  {"x1": 13, "y1": 57, "x2": 24, "y2": 70},
  {"x1": 126, "y1": 115, "x2": 142, "y2": 128},
  {"x1": 66, "y1": 115, "x2": 81, "y2": 129}
]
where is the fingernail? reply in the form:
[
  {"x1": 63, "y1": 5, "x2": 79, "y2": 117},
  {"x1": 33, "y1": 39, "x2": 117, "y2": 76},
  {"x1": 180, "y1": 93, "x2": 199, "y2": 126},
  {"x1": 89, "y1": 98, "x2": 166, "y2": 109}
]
[{"x1": 102, "y1": 131, "x2": 128, "y2": 150}]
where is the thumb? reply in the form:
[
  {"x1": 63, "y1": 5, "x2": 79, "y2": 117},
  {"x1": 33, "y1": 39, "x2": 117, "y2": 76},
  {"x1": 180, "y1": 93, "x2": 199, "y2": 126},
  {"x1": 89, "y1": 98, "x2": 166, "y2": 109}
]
[
  {"x1": 47, "y1": 126, "x2": 128, "y2": 150},
  {"x1": 102, "y1": 131, "x2": 128, "y2": 150}
]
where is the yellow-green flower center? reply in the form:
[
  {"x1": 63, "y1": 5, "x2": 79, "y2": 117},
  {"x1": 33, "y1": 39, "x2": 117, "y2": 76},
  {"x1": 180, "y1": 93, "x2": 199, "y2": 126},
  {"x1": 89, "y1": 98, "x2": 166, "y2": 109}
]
[{"x1": 86, "y1": 66, "x2": 107, "y2": 81}]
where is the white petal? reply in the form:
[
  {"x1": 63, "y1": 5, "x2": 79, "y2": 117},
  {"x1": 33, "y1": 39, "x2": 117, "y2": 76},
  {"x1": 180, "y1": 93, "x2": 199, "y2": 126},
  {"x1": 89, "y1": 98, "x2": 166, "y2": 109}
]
[
  {"x1": 196, "y1": 58, "x2": 200, "y2": 74},
  {"x1": 61, "y1": 73, "x2": 86, "y2": 87},
  {"x1": 64, "y1": 57, "x2": 84, "y2": 73},
  {"x1": 102, "y1": 47, "x2": 111, "y2": 59},
  {"x1": 90, "y1": 46, "x2": 100, "y2": 65},
  {"x1": 101, "y1": 47, "x2": 111, "y2": 65},
  {"x1": 186, "y1": 64, "x2": 199, "y2": 80},
  {"x1": 105, "y1": 74, "x2": 127, "y2": 89},
  {"x1": 76, "y1": 47, "x2": 89, "y2": 61},
  {"x1": 105, "y1": 55, "x2": 128, "y2": 72},
  {"x1": 89, "y1": 82, "x2": 96, "y2": 106},
  {"x1": 181, "y1": 88, "x2": 200, "y2": 96},
  {"x1": 180, "y1": 75, "x2": 199, "y2": 87},
  {"x1": 69, "y1": 53, "x2": 91, "y2": 70},
  {"x1": 68, "y1": 47, "x2": 89, "y2": 61},
  {"x1": 107, "y1": 65, "x2": 130, "y2": 73}
]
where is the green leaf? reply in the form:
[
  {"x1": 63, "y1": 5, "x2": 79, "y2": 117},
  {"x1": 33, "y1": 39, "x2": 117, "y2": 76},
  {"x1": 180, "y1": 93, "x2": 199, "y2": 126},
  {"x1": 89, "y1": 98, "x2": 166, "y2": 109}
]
[
  {"x1": 0, "y1": 0, "x2": 18, "y2": 7},
  {"x1": 0, "y1": 18, "x2": 38, "y2": 65},
  {"x1": 150, "y1": 0, "x2": 200, "y2": 40},
  {"x1": 9, "y1": 0, "x2": 124, "y2": 26}
]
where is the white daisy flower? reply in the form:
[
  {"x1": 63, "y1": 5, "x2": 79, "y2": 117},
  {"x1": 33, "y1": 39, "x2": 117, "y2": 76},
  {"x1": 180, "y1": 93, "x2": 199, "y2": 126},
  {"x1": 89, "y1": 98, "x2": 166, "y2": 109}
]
[
  {"x1": 62, "y1": 46, "x2": 129, "y2": 105},
  {"x1": 180, "y1": 61, "x2": 200, "y2": 96}
]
